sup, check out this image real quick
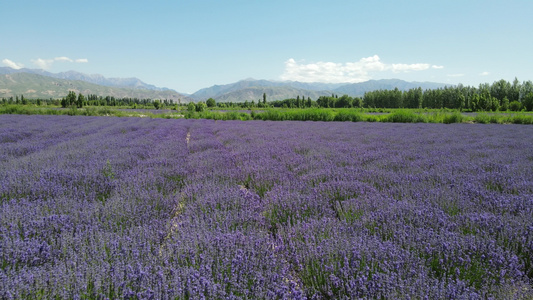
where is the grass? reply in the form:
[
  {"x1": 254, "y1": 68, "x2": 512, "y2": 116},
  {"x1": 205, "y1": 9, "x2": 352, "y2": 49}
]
[{"x1": 2, "y1": 104, "x2": 533, "y2": 124}]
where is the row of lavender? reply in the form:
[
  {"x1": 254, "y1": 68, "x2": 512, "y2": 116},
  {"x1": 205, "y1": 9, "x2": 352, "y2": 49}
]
[{"x1": 1, "y1": 115, "x2": 532, "y2": 299}]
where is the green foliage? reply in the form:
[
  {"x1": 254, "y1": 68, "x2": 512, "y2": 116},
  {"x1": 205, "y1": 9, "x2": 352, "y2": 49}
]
[
  {"x1": 315, "y1": 94, "x2": 363, "y2": 108},
  {"x1": 3, "y1": 100, "x2": 533, "y2": 126},
  {"x1": 186, "y1": 110, "x2": 253, "y2": 121},
  {"x1": 333, "y1": 111, "x2": 363, "y2": 122},
  {"x1": 500, "y1": 97, "x2": 509, "y2": 111},
  {"x1": 153, "y1": 100, "x2": 161, "y2": 110},
  {"x1": 442, "y1": 112, "x2": 464, "y2": 124},
  {"x1": 187, "y1": 102, "x2": 196, "y2": 112},
  {"x1": 102, "y1": 160, "x2": 115, "y2": 180},
  {"x1": 77, "y1": 93, "x2": 85, "y2": 108},
  {"x1": 195, "y1": 102, "x2": 207, "y2": 112},
  {"x1": 474, "y1": 113, "x2": 501, "y2": 124},
  {"x1": 382, "y1": 110, "x2": 427, "y2": 123},
  {"x1": 206, "y1": 98, "x2": 216, "y2": 107},
  {"x1": 61, "y1": 91, "x2": 78, "y2": 108},
  {"x1": 509, "y1": 101, "x2": 522, "y2": 111},
  {"x1": 523, "y1": 92, "x2": 533, "y2": 111},
  {"x1": 253, "y1": 109, "x2": 336, "y2": 121},
  {"x1": 506, "y1": 114, "x2": 533, "y2": 124}
]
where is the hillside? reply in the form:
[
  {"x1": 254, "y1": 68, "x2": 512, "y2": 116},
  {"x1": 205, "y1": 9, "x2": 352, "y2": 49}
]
[
  {"x1": 191, "y1": 79, "x2": 345, "y2": 100},
  {"x1": 191, "y1": 78, "x2": 449, "y2": 102},
  {"x1": 0, "y1": 66, "x2": 449, "y2": 102},
  {"x1": 0, "y1": 73, "x2": 191, "y2": 101},
  {"x1": 0, "y1": 67, "x2": 170, "y2": 91},
  {"x1": 213, "y1": 86, "x2": 332, "y2": 103}
]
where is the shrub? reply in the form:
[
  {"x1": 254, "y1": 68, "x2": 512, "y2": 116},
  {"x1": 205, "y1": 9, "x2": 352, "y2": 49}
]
[
  {"x1": 187, "y1": 102, "x2": 196, "y2": 112},
  {"x1": 383, "y1": 110, "x2": 426, "y2": 123},
  {"x1": 195, "y1": 102, "x2": 207, "y2": 112},
  {"x1": 442, "y1": 112, "x2": 464, "y2": 124},
  {"x1": 334, "y1": 111, "x2": 363, "y2": 122},
  {"x1": 509, "y1": 101, "x2": 522, "y2": 112}
]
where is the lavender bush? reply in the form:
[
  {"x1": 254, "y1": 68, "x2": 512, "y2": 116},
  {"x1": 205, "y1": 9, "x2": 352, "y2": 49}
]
[{"x1": 1, "y1": 115, "x2": 532, "y2": 299}]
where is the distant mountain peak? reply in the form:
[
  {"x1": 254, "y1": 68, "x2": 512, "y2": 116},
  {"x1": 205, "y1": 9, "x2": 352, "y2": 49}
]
[
  {"x1": 190, "y1": 78, "x2": 448, "y2": 102},
  {"x1": 0, "y1": 69, "x2": 192, "y2": 101},
  {"x1": 0, "y1": 67, "x2": 173, "y2": 92}
]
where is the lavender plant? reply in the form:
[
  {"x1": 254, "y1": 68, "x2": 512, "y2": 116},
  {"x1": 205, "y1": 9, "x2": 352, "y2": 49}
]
[{"x1": 1, "y1": 115, "x2": 532, "y2": 299}]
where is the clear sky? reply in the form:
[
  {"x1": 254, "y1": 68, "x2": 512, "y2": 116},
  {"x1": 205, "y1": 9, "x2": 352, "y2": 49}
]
[{"x1": 1, "y1": 0, "x2": 532, "y2": 93}]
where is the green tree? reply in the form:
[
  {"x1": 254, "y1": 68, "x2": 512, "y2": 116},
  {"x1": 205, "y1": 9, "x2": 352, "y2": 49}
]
[
  {"x1": 491, "y1": 79, "x2": 511, "y2": 101},
  {"x1": 353, "y1": 97, "x2": 363, "y2": 108},
  {"x1": 153, "y1": 99, "x2": 161, "y2": 109},
  {"x1": 77, "y1": 93, "x2": 85, "y2": 108},
  {"x1": 404, "y1": 88, "x2": 423, "y2": 108},
  {"x1": 206, "y1": 98, "x2": 216, "y2": 107},
  {"x1": 457, "y1": 94, "x2": 465, "y2": 111},
  {"x1": 520, "y1": 81, "x2": 533, "y2": 101},
  {"x1": 187, "y1": 102, "x2": 196, "y2": 112},
  {"x1": 195, "y1": 101, "x2": 207, "y2": 112},
  {"x1": 337, "y1": 95, "x2": 353, "y2": 108},
  {"x1": 523, "y1": 92, "x2": 533, "y2": 111},
  {"x1": 500, "y1": 97, "x2": 509, "y2": 111},
  {"x1": 488, "y1": 96, "x2": 500, "y2": 111},
  {"x1": 61, "y1": 91, "x2": 77, "y2": 108},
  {"x1": 510, "y1": 77, "x2": 521, "y2": 101},
  {"x1": 509, "y1": 101, "x2": 522, "y2": 111}
]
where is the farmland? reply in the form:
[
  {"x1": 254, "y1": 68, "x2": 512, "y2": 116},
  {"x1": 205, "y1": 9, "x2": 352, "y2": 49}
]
[{"x1": 1, "y1": 115, "x2": 533, "y2": 299}]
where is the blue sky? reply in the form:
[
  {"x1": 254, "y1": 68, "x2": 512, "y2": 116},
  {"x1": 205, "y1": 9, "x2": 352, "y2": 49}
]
[{"x1": 1, "y1": 0, "x2": 532, "y2": 93}]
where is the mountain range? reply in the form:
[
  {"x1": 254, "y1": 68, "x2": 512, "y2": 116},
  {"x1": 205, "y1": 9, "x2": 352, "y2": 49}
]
[
  {"x1": 0, "y1": 67, "x2": 191, "y2": 102},
  {"x1": 0, "y1": 67, "x2": 449, "y2": 102},
  {"x1": 190, "y1": 78, "x2": 448, "y2": 102},
  {"x1": 0, "y1": 67, "x2": 169, "y2": 91}
]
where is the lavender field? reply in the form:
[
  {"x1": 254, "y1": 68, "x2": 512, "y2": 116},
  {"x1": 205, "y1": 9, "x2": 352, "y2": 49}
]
[{"x1": 1, "y1": 115, "x2": 532, "y2": 299}]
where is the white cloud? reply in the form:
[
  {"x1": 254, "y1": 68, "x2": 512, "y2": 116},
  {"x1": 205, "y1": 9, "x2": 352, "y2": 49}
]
[
  {"x1": 280, "y1": 55, "x2": 442, "y2": 83},
  {"x1": 392, "y1": 63, "x2": 430, "y2": 72},
  {"x1": 32, "y1": 58, "x2": 54, "y2": 69},
  {"x1": 55, "y1": 56, "x2": 73, "y2": 62},
  {"x1": 479, "y1": 71, "x2": 490, "y2": 76},
  {"x1": 432, "y1": 65, "x2": 444, "y2": 69},
  {"x1": 2, "y1": 59, "x2": 24, "y2": 69},
  {"x1": 31, "y1": 56, "x2": 89, "y2": 69}
]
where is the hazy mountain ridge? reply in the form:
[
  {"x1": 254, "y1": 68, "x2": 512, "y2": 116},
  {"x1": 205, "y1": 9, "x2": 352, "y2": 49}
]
[
  {"x1": 214, "y1": 86, "x2": 333, "y2": 103},
  {"x1": 191, "y1": 78, "x2": 449, "y2": 102},
  {"x1": 0, "y1": 67, "x2": 171, "y2": 91},
  {"x1": 191, "y1": 79, "x2": 346, "y2": 100},
  {"x1": 0, "y1": 73, "x2": 191, "y2": 101},
  {"x1": 0, "y1": 67, "x2": 449, "y2": 102}
]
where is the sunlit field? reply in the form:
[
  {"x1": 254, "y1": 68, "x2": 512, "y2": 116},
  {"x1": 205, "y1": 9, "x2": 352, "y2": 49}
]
[{"x1": 1, "y1": 115, "x2": 532, "y2": 299}]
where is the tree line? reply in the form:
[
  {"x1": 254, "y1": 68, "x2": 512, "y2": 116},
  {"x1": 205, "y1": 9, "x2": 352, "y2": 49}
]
[
  {"x1": 1, "y1": 93, "x2": 178, "y2": 108},
  {"x1": 2, "y1": 78, "x2": 533, "y2": 111},
  {"x1": 203, "y1": 78, "x2": 533, "y2": 111},
  {"x1": 363, "y1": 78, "x2": 533, "y2": 111}
]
